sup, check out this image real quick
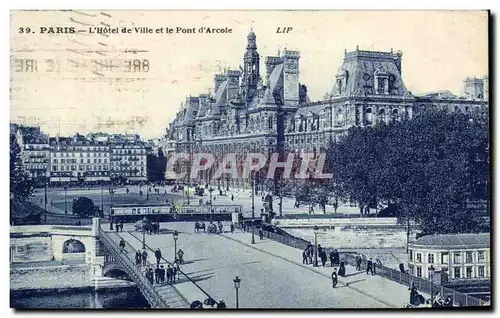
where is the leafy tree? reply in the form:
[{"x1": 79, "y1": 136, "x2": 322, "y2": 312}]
[
  {"x1": 325, "y1": 109, "x2": 489, "y2": 235},
  {"x1": 10, "y1": 134, "x2": 33, "y2": 201},
  {"x1": 147, "y1": 148, "x2": 168, "y2": 182},
  {"x1": 72, "y1": 197, "x2": 96, "y2": 218}
]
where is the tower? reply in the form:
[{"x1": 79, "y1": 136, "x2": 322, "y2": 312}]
[{"x1": 241, "y1": 30, "x2": 260, "y2": 103}]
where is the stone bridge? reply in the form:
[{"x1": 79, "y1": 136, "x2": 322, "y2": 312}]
[{"x1": 10, "y1": 219, "x2": 189, "y2": 308}]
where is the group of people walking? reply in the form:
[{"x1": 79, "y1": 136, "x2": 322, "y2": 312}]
[
  {"x1": 300, "y1": 243, "x2": 379, "y2": 289},
  {"x1": 135, "y1": 248, "x2": 182, "y2": 286},
  {"x1": 144, "y1": 264, "x2": 180, "y2": 285}
]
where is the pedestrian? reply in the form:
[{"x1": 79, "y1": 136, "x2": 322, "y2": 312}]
[
  {"x1": 159, "y1": 265, "x2": 165, "y2": 284},
  {"x1": 338, "y1": 260, "x2": 346, "y2": 277},
  {"x1": 135, "y1": 251, "x2": 142, "y2": 266},
  {"x1": 230, "y1": 223, "x2": 234, "y2": 233},
  {"x1": 172, "y1": 264, "x2": 177, "y2": 283},
  {"x1": 307, "y1": 248, "x2": 313, "y2": 265},
  {"x1": 334, "y1": 249, "x2": 340, "y2": 266},
  {"x1": 119, "y1": 238, "x2": 126, "y2": 252},
  {"x1": 174, "y1": 259, "x2": 181, "y2": 279},
  {"x1": 320, "y1": 251, "x2": 327, "y2": 267},
  {"x1": 259, "y1": 228, "x2": 264, "y2": 240},
  {"x1": 155, "y1": 265, "x2": 161, "y2": 284},
  {"x1": 166, "y1": 265, "x2": 174, "y2": 284},
  {"x1": 142, "y1": 250, "x2": 148, "y2": 266},
  {"x1": 119, "y1": 220, "x2": 124, "y2": 232},
  {"x1": 217, "y1": 300, "x2": 227, "y2": 308},
  {"x1": 372, "y1": 261, "x2": 377, "y2": 275},
  {"x1": 355, "y1": 255, "x2": 362, "y2": 271},
  {"x1": 154, "y1": 248, "x2": 162, "y2": 266},
  {"x1": 231, "y1": 194, "x2": 234, "y2": 201},
  {"x1": 146, "y1": 267, "x2": 154, "y2": 284},
  {"x1": 302, "y1": 250, "x2": 308, "y2": 264},
  {"x1": 331, "y1": 268, "x2": 338, "y2": 288},
  {"x1": 366, "y1": 258, "x2": 374, "y2": 275},
  {"x1": 329, "y1": 250, "x2": 335, "y2": 267},
  {"x1": 177, "y1": 249, "x2": 184, "y2": 264}
]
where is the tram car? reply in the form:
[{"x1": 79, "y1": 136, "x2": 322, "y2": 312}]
[{"x1": 111, "y1": 203, "x2": 243, "y2": 222}]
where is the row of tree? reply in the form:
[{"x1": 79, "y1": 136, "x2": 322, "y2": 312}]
[{"x1": 288, "y1": 110, "x2": 489, "y2": 235}]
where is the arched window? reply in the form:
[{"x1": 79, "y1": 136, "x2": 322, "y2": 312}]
[
  {"x1": 392, "y1": 108, "x2": 399, "y2": 122},
  {"x1": 336, "y1": 109, "x2": 344, "y2": 125},
  {"x1": 379, "y1": 109, "x2": 386, "y2": 123},
  {"x1": 364, "y1": 108, "x2": 373, "y2": 125},
  {"x1": 268, "y1": 116, "x2": 273, "y2": 130}
]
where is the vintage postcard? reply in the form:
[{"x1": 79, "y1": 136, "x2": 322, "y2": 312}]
[{"x1": 9, "y1": 10, "x2": 490, "y2": 309}]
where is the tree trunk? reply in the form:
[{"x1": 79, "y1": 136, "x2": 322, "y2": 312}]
[{"x1": 406, "y1": 218, "x2": 411, "y2": 254}]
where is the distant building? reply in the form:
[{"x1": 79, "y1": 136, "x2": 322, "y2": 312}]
[
  {"x1": 408, "y1": 233, "x2": 490, "y2": 281},
  {"x1": 10, "y1": 128, "x2": 149, "y2": 184},
  {"x1": 166, "y1": 31, "x2": 489, "y2": 186},
  {"x1": 108, "y1": 134, "x2": 147, "y2": 182},
  {"x1": 49, "y1": 134, "x2": 110, "y2": 183},
  {"x1": 14, "y1": 126, "x2": 50, "y2": 183}
]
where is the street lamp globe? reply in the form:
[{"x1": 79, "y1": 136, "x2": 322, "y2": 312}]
[
  {"x1": 233, "y1": 276, "x2": 241, "y2": 289},
  {"x1": 173, "y1": 230, "x2": 179, "y2": 241}
]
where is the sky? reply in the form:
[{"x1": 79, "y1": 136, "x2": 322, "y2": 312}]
[{"x1": 10, "y1": 10, "x2": 488, "y2": 139}]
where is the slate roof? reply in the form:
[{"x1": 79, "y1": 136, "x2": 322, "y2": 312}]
[
  {"x1": 331, "y1": 50, "x2": 408, "y2": 97},
  {"x1": 410, "y1": 233, "x2": 490, "y2": 249}
]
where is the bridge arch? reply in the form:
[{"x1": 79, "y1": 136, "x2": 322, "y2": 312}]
[
  {"x1": 62, "y1": 239, "x2": 86, "y2": 253},
  {"x1": 103, "y1": 266, "x2": 133, "y2": 281}
]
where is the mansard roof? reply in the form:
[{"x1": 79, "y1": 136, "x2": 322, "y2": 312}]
[{"x1": 331, "y1": 49, "x2": 408, "y2": 97}]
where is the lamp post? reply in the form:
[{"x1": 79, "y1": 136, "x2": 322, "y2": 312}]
[
  {"x1": 429, "y1": 265, "x2": 435, "y2": 303},
  {"x1": 142, "y1": 219, "x2": 147, "y2": 249},
  {"x1": 209, "y1": 187, "x2": 214, "y2": 222},
  {"x1": 251, "y1": 172, "x2": 255, "y2": 245},
  {"x1": 100, "y1": 179, "x2": 104, "y2": 217},
  {"x1": 233, "y1": 276, "x2": 241, "y2": 309},
  {"x1": 173, "y1": 230, "x2": 179, "y2": 260},
  {"x1": 44, "y1": 177, "x2": 48, "y2": 223},
  {"x1": 313, "y1": 225, "x2": 319, "y2": 267},
  {"x1": 64, "y1": 185, "x2": 68, "y2": 214}
]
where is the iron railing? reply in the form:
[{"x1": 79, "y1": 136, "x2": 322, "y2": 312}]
[
  {"x1": 97, "y1": 227, "x2": 170, "y2": 308},
  {"x1": 244, "y1": 225, "x2": 486, "y2": 307},
  {"x1": 125, "y1": 230, "x2": 218, "y2": 306}
]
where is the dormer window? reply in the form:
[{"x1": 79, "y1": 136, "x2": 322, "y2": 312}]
[
  {"x1": 335, "y1": 69, "x2": 349, "y2": 95},
  {"x1": 377, "y1": 78, "x2": 386, "y2": 94}
]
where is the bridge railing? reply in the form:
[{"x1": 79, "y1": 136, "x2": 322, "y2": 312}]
[
  {"x1": 244, "y1": 225, "x2": 485, "y2": 307},
  {"x1": 125, "y1": 230, "x2": 217, "y2": 307},
  {"x1": 97, "y1": 227, "x2": 170, "y2": 308}
]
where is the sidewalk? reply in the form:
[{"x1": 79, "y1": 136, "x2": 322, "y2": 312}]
[
  {"x1": 220, "y1": 230, "x2": 428, "y2": 308},
  {"x1": 104, "y1": 230, "x2": 190, "y2": 308}
]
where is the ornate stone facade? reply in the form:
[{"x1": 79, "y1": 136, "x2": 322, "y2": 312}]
[{"x1": 165, "y1": 31, "x2": 488, "y2": 183}]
